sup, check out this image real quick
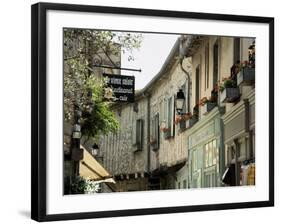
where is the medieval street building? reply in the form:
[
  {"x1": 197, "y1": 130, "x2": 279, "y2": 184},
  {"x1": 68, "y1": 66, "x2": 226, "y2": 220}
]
[
  {"x1": 63, "y1": 30, "x2": 256, "y2": 193},
  {"x1": 98, "y1": 35, "x2": 255, "y2": 192}
]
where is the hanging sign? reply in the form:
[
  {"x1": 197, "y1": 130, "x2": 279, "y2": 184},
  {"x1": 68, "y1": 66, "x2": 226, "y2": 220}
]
[{"x1": 103, "y1": 73, "x2": 135, "y2": 102}]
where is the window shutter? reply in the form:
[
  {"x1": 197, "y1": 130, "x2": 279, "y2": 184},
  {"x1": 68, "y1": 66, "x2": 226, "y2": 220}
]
[
  {"x1": 151, "y1": 117, "x2": 155, "y2": 140},
  {"x1": 136, "y1": 119, "x2": 144, "y2": 151},
  {"x1": 140, "y1": 119, "x2": 144, "y2": 150},
  {"x1": 165, "y1": 98, "x2": 169, "y2": 127},
  {"x1": 152, "y1": 113, "x2": 160, "y2": 150},
  {"x1": 165, "y1": 96, "x2": 175, "y2": 139},
  {"x1": 132, "y1": 115, "x2": 137, "y2": 145},
  {"x1": 168, "y1": 97, "x2": 172, "y2": 137},
  {"x1": 155, "y1": 113, "x2": 159, "y2": 149}
]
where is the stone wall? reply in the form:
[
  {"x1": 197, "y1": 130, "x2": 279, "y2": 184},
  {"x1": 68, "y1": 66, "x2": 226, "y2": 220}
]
[
  {"x1": 99, "y1": 96, "x2": 149, "y2": 175},
  {"x1": 149, "y1": 57, "x2": 192, "y2": 171},
  {"x1": 99, "y1": 56, "x2": 192, "y2": 176}
]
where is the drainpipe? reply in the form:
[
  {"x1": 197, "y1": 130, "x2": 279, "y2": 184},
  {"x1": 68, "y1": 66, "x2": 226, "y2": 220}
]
[
  {"x1": 147, "y1": 94, "x2": 151, "y2": 175},
  {"x1": 179, "y1": 38, "x2": 192, "y2": 188}
]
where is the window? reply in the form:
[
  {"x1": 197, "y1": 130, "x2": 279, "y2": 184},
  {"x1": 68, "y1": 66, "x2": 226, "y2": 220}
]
[
  {"x1": 205, "y1": 43, "x2": 209, "y2": 90},
  {"x1": 135, "y1": 119, "x2": 144, "y2": 151},
  {"x1": 213, "y1": 41, "x2": 219, "y2": 89},
  {"x1": 151, "y1": 113, "x2": 159, "y2": 150},
  {"x1": 183, "y1": 180, "x2": 187, "y2": 188},
  {"x1": 168, "y1": 97, "x2": 172, "y2": 131},
  {"x1": 165, "y1": 96, "x2": 175, "y2": 138},
  {"x1": 234, "y1": 38, "x2": 240, "y2": 63},
  {"x1": 204, "y1": 139, "x2": 217, "y2": 167},
  {"x1": 195, "y1": 66, "x2": 200, "y2": 105},
  {"x1": 204, "y1": 172, "x2": 216, "y2": 187},
  {"x1": 192, "y1": 150, "x2": 198, "y2": 171},
  {"x1": 181, "y1": 83, "x2": 187, "y2": 114}
]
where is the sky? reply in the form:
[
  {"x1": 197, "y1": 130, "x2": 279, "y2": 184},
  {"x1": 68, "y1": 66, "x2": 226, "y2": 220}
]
[{"x1": 121, "y1": 33, "x2": 179, "y2": 90}]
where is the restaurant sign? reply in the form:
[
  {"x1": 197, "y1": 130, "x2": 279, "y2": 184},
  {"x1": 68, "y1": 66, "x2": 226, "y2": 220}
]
[{"x1": 103, "y1": 74, "x2": 135, "y2": 102}]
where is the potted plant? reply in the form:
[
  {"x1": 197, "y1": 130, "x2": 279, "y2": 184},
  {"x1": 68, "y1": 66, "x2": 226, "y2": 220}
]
[
  {"x1": 175, "y1": 112, "x2": 192, "y2": 130},
  {"x1": 175, "y1": 115, "x2": 182, "y2": 125},
  {"x1": 199, "y1": 96, "x2": 217, "y2": 115},
  {"x1": 149, "y1": 136, "x2": 157, "y2": 145},
  {"x1": 160, "y1": 126, "x2": 171, "y2": 139},
  {"x1": 237, "y1": 60, "x2": 255, "y2": 86},
  {"x1": 219, "y1": 77, "x2": 240, "y2": 103},
  {"x1": 184, "y1": 106, "x2": 198, "y2": 129}
]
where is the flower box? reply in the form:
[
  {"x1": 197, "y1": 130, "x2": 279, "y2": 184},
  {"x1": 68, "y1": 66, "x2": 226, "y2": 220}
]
[
  {"x1": 220, "y1": 87, "x2": 240, "y2": 103},
  {"x1": 201, "y1": 102, "x2": 217, "y2": 115},
  {"x1": 186, "y1": 116, "x2": 198, "y2": 129},
  {"x1": 237, "y1": 67, "x2": 255, "y2": 86},
  {"x1": 164, "y1": 130, "x2": 172, "y2": 139},
  {"x1": 179, "y1": 120, "x2": 186, "y2": 130},
  {"x1": 150, "y1": 138, "x2": 159, "y2": 151}
]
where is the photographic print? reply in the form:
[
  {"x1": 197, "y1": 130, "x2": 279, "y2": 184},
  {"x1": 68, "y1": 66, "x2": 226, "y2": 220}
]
[
  {"x1": 31, "y1": 2, "x2": 274, "y2": 221},
  {"x1": 63, "y1": 29, "x2": 256, "y2": 194}
]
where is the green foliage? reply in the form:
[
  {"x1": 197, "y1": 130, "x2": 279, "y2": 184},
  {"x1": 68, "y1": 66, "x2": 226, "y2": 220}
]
[
  {"x1": 63, "y1": 29, "x2": 142, "y2": 139},
  {"x1": 224, "y1": 79, "x2": 236, "y2": 88},
  {"x1": 70, "y1": 176, "x2": 101, "y2": 194},
  {"x1": 219, "y1": 79, "x2": 237, "y2": 92},
  {"x1": 81, "y1": 79, "x2": 119, "y2": 138}
]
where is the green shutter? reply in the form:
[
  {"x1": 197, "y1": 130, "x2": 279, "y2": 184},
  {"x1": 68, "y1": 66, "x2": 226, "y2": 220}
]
[
  {"x1": 172, "y1": 95, "x2": 175, "y2": 137},
  {"x1": 132, "y1": 115, "x2": 137, "y2": 145},
  {"x1": 151, "y1": 113, "x2": 160, "y2": 150},
  {"x1": 136, "y1": 119, "x2": 144, "y2": 151}
]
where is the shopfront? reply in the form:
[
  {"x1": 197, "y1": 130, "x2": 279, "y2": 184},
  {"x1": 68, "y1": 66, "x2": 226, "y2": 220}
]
[
  {"x1": 222, "y1": 90, "x2": 255, "y2": 186},
  {"x1": 187, "y1": 108, "x2": 224, "y2": 188}
]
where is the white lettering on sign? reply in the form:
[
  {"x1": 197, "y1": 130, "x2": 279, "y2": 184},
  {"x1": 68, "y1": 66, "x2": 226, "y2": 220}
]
[
  {"x1": 122, "y1": 78, "x2": 133, "y2": 85},
  {"x1": 113, "y1": 87, "x2": 133, "y2": 94},
  {"x1": 119, "y1": 96, "x2": 128, "y2": 101},
  {"x1": 110, "y1": 78, "x2": 121, "y2": 85}
]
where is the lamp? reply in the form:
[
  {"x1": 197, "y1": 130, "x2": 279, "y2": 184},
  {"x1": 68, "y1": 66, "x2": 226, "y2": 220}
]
[
  {"x1": 176, "y1": 89, "x2": 185, "y2": 114},
  {"x1": 92, "y1": 143, "x2": 99, "y2": 156}
]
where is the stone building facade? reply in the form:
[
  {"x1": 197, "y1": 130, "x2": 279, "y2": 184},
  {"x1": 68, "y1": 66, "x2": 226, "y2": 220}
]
[
  {"x1": 178, "y1": 35, "x2": 255, "y2": 188},
  {"x1": 221, "y1": 38, "x2": 255, "y2": 186},
  {"x1": 99, "y1": 38, "x2": 193, "y2": 191},
  {"x1": 99, "y1": 34, "x2": 256, "y2": 192}
]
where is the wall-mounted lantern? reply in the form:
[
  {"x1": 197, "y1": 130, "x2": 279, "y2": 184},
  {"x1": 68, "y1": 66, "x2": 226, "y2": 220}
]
[
  {"x1": 176, "y1": 89, "x2": 185, "y2": 115},
  {"x1": 91, "y1": 143, "x2": 99, "y2": 156}
]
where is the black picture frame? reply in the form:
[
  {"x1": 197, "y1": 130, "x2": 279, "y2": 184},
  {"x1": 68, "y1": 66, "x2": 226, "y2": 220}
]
[{"x1": 31, "y1": 2, "x2": 274, "y2": 222}]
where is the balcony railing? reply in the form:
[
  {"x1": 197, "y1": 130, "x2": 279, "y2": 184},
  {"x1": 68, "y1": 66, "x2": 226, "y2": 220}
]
[
  {"x1": 237, "y1": 67, "x2": 255, "y2": 86},
  {"x1": 220, "y1": 87, "x2": 240, "y2": 103}
]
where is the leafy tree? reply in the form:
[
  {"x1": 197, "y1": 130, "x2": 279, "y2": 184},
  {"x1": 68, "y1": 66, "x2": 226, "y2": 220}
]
[
  {"x1": 68, "y1": 176, "x2": 101, "y2": 194},
  {"x1": 63, "y1": 29, "x2": 142, "y2": 139}
]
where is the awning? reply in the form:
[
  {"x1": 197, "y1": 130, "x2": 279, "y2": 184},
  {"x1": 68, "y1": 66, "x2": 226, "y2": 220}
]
[
  {"x1": 79, "y1": 145, "x2": 115, "y2": 183},
  {"x1": 222, "y1": 164, "x2": 236, "y2": 186}
]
